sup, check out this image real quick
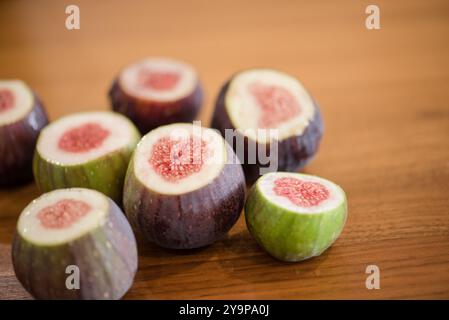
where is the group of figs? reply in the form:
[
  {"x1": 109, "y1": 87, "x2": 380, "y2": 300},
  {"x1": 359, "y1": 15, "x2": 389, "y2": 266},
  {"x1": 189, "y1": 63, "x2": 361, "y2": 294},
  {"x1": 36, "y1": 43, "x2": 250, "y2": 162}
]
[{"x1": 0, "y1": 57, "x2": 347, "y2": 300}]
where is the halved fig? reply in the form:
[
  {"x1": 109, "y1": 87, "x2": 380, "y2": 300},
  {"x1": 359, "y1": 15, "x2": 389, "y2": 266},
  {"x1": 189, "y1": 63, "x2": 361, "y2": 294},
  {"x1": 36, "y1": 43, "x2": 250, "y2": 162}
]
[
  {"x1": 0, "y1": 80, "x2": 48, "y2": 186},
  {"x1": 12, "y1": 188, "x2": 138, "y2": 300},
  {"x1": 33, "y1": 111, "x2": 141, "y2": 203},
  {"x1": 245, "y1": 172, "x2": 347, "y2": 262},
  {"x1": 212, "y1": 69, "x2": 323, "y2": 185},
  {"x1": 123, "y1": 123, "x2": 246, "y2": 249},
  {"x1": 109, "y1": 57, "x2": 203, "y2": 134}
]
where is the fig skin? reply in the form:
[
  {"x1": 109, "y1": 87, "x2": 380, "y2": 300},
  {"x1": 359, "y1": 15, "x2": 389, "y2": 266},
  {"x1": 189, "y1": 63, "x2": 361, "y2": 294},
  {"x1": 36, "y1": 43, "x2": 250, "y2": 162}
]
[
  {"x1": 0, "y1": 94, "x2": 48, "y2": 187},
  {"x1": 211, "y1": 79, "x2": 324, "y2": 186},
  {"x1": 245, "y1": 173, "x2": 347, "y2": 262},
  {"x1": 12, "y1": 194, "x2": 138, "y2": 300},
  {"x1": 109, "y1": 79, "x2": 203, "y2": 134},
  {"x1": 33, "y1": 114, "x2": 140, "y2": 204},
  {"x1": 123, "y1": 143, "x2": 246, "y2": 249}
]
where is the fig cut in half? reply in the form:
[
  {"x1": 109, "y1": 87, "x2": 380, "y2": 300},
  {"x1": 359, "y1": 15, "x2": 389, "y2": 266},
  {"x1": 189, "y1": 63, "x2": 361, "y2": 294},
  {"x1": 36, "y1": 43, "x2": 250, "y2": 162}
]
[
  {"x1": 245, "y1": 172, "x2": 347, "y2": 262},
  {"x1": 12, "y1": 188, "x2": 138, "y2": 300},
  {"x1": 212, "y1": 69, "x2": 323, "y2": 185},
  {"x1": 123, "y1": 123, "x2": 246, "y2": 249},
  {"x1": 0, "y1": 80, "x2": 48, "y2": 186},
  {"x1": 33, "y1": 111, "x2": 141, "y2": 203},
  {"x1": 109, "y1": 57, "x2": 203, "y2": 134}
]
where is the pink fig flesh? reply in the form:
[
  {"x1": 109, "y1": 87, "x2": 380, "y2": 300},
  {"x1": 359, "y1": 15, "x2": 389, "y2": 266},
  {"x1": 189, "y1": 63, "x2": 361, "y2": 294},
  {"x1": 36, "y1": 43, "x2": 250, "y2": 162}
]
[
  {"x1": 149, "y1": 135, "x2": 209, "y2": 182},
  {"x1": 58, "y1": 122, "x2": 110, "y2": 153},
  {"x1": 0, "y1": 89, "x2": 15, "y2": 112},
  {"x1": 137, "y1": 69, "x2": 181, "y2": 91},
  {"x1": 37, "y1": 199, "x2": 92, "y2": 229},
  {"x1": 273, "y1": 177, "x2": 330, "y2": 208},
  {"x1": 249, "y1": 82, "x2": 301, "y2": 128}
]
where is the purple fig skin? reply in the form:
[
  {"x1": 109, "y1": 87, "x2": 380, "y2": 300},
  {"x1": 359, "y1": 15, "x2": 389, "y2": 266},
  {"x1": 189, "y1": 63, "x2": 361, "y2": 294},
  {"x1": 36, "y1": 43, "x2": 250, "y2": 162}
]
[
  {"x1": 211, "y1": 79, "x2": 323, "y2": 186},
  {"x1": 108, "y1": 79, "x2": 203, "y2": 134},
  {"x1": 123, "y1": 143, "x2": 246, "y2": 249},
  {"x1": 0, "y1": 94, "x2": 48, "y2": 187},
  {"x1": 12, "y1": 197, "x2": 138, "y2": 300}
]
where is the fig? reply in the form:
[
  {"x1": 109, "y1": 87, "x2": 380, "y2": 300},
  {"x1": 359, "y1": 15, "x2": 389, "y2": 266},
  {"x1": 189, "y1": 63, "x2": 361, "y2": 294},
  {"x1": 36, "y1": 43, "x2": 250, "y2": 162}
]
[
  {"x1": 123, "y1": 123, "x2": 246, "y2": 249},
  {"x1": 33, "y1": 111, "x2": 141, "y2": 203},
  {"x1": 12, "y1": 188, "x2": 138, "y2": 300},
  {"x1": 212, "y1": 69, "x2": 323, "y2": 185},
  {"x1": 0, "y1": 80, "x2": 48, "y2": 186},
  {"x1": 109, "y1": 57, "x2": 203, "y2": 134},
  {"x1": 245, "y1": 172, "x2": 347, "y2": 262}
]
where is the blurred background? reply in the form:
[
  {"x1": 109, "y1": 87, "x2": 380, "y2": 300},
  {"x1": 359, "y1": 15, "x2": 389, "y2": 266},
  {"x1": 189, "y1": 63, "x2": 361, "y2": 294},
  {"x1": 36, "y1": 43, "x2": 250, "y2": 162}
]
[
  {"x1": 0, "y1": 0, "x2": 446, "y2": 121},
  {"x1": 1, "y1": 0, "x2": 449, "y2": 299}
]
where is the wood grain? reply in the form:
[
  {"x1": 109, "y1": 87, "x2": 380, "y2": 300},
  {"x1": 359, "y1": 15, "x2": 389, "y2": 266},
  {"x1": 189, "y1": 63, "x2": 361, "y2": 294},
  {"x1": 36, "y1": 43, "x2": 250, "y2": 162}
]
[{"x1": 1, "y1": 0, "x2": 449, "y2": 299}]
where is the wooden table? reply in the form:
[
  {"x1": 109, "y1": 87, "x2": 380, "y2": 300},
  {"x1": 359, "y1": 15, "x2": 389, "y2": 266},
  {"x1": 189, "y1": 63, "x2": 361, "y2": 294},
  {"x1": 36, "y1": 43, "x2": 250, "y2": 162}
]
[{"x1": 1, "y1": 0, "x2": 448, "y2": 300}]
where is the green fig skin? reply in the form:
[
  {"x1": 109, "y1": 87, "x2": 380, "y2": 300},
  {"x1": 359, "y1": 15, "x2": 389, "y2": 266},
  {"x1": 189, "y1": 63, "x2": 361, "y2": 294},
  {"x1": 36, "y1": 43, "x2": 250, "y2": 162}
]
[
  {"x1": 33, "y1": 122, "x2": 141, "y2": 204},
  {"x1": 12, "y1": 196, "x2": 138, "y2": 300},
  {"x1": 245, "y1": 174, "x2": 347, "y2": 262}
]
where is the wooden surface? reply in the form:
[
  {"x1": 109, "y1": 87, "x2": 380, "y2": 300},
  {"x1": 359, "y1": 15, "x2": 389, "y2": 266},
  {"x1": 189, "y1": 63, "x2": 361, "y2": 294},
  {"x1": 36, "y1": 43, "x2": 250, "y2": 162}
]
[{"x1": 1, "y1": 0, "x2": 449, "y2": 299}]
